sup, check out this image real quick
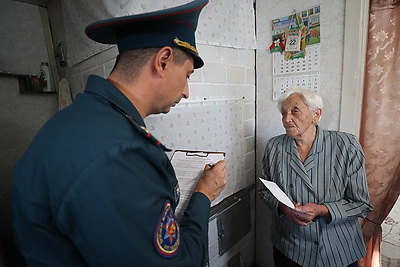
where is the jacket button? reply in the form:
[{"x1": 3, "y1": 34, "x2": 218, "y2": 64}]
[{"x1": 314, "y1": 241, "x2": 319, "y2": 246}]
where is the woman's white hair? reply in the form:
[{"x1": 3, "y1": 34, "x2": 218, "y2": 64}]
[{"x1": 277, "y1": 88, "x2": 323, "y2": 121}]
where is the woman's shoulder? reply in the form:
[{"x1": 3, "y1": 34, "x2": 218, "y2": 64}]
[
  {"x1": 266, "y1": 133, "x2": 291, "y2": 148},
  {"x1": 321, "y1": 129, "x2": 360, "y2": 149}
]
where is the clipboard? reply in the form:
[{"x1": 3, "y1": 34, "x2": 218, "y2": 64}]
[{"x1": 171, "y1": 150, "x2": 225, "y2": 220}]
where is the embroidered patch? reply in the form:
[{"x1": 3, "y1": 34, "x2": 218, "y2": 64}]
[
  {"x1": 174, "y1": 184, "x2": 180, "y2": 205},
  {"x1": 154, "y1": 200, "x2": 180, "y2": 258}
]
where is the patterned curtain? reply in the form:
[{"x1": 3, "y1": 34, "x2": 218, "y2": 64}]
[{"x1": 358, "y1": 0, "x2": 400, "y2": 266}]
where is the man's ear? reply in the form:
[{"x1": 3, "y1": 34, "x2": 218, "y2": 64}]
[{"x1": 154, "y1": 46, "x2": 173, "y2": 73}]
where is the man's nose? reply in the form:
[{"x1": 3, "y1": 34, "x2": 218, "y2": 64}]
[{"x1": 182, "y1": 83, "x2": 189, "y2": 99}]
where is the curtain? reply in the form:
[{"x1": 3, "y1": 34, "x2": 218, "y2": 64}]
[{"x1": 358, "y1": 0, "x2": 400, "y2": 266}]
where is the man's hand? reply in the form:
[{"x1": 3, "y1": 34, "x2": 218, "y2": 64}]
[{"x1": 195, "y1": 160, "x2": 227, "y2": 202}]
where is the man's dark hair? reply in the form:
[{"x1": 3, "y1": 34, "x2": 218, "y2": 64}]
[{"x1": 111, "y1": 48, "x2": 191, "y2": 83}]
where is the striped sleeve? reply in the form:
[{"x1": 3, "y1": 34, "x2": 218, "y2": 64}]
[{"x1": 323, "y1": 133, "x2": 373, "y2": 225}]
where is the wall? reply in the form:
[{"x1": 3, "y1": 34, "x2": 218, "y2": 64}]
[
  {"x1": 255, "y1": 0, "x2": 346, "y2": 265},
  {"x1": 0, "y1": 0, "x2": 58, "y2": 223},
  {"x1": 0, "y1": 0, "x2": 48, "y2": 75}
]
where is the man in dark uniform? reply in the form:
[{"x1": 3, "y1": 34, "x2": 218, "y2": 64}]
[{"x1": 12, "y1": 0, "x2": 227, "y2": 266}]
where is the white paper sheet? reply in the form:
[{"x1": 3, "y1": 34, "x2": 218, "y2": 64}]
[
  {"x1": 171, "y1": 150, "x2": 225, "y2": 220},
  {"x1": 259, "y1": 177, "x2": 295, "y2": 209}
]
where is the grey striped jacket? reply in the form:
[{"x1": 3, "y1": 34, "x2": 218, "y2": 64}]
[{"x1": 259, "y1": 126, "x2": 373, "y2": 267}]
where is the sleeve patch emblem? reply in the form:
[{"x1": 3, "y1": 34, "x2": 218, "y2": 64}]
[{"x1": 154, "y1": 200, "x2": 180, "y2": 258}]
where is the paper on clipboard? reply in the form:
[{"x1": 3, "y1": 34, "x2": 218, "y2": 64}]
[
  {"x1": 171, "y1": 150, "x2": 225, "y2": 220},
  {"x1": 259, "y1": 177, "x2": 295, "y2": 209}
]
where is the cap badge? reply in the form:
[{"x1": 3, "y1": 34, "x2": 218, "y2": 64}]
[{"x1": 173, "y1": 37, "x2": 199, "y2": 55}]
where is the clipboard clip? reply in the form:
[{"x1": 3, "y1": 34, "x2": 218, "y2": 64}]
[{"x1": 185, "y1": 151, "x2": 210, "y2": 157}]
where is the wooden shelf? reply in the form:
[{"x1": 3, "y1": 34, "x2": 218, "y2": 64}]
[{"x1": 0, "y1": 72, "x2": 55, "y2": 94}]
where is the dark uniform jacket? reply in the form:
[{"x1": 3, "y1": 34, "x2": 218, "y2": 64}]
[{"x1": 12, "y1": 75, "x2": 210, "y2": 266}]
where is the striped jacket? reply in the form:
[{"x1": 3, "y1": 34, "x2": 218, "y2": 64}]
[{"x1": 259, "y1": 126, "x2": 373, "y2": 267}]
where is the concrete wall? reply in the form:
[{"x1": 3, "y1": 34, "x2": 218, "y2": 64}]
[{"x1": 0, "y1": 0, "x2": 58, "y2": 223}]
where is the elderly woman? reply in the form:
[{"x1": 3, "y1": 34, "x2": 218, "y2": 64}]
[{"x1": 259, "y1": 89, "x2": 372, "y2": 267}]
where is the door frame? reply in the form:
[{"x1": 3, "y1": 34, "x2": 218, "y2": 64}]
[{"x1": 339, "y1": 0, "x2": 369, "y2": 137}]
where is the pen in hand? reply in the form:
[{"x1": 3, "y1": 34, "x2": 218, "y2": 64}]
[{"x1": 197, "y1": 160, "x2": 227, "y2": 202}]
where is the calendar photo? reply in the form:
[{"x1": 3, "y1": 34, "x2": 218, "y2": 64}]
[{"x1": 270, "y1": 5, "x2": 321, "y2": 56}]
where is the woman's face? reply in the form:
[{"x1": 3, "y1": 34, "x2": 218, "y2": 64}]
[{"x1": 280, "y1": 94, "x2": 320, "y2": 139}]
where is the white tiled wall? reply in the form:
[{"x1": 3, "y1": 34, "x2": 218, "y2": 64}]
[
  {"x1": 66, "y1": 43, "x2": 256, "y2": 186},
  {"x1": 189, "y1": 44, "x2": 256, "y2": 186}
]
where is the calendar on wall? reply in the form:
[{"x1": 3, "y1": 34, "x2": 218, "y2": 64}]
[
  {"x1": 273, "y1": 45, "x2": 320, "y2": 75},
  {"x1": 270, "y1": 5, "x2": 321, "y2": 101},
  {"x1": 272, "y1": 45, "x2": 320, "y2": 101},
  {"x1": 273, "y1": 72, "x2": 320, "y2": 101}
]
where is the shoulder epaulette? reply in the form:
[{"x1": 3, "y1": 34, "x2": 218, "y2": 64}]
[{"x1": 113, "y1": 105, "x2": 171, "y2": 152}]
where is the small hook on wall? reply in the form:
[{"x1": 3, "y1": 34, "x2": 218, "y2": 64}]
[{"x1": 55, "y1": 42, "x2": 67, "y2": 67}]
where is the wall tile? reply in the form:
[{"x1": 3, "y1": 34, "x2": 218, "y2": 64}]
[
  {"x1": 239, "y1": 49, "x2": 256, "y2": 67},
  {"x1": 218, "y1": 47, "x2": 239, "y2": 65},
  {"x1": 227, "y1": 65, "x2": 246, "y2": 84},
  {"x1": 197, "y1": 44, "x2": 219, "y2": 62},
  {"x1": 237, "y1": 85, "x2": 255, "y2": 102},
  {"x1": 244, "y1": 119, "x2": 255, "y2": 138},
  {"x1": 245, "y1": 136, "x2": 255, "y2": 154},
  {"x1": 245, "y1": 151, "x2": 255, "y2": 171},
  {"x1": 246, "y1": 67, "x2": 256, "y2": 84},
  {"x1": 215, "y1": 84, "x2": 238, "y2": 97},
  {"x1": 244, "y1": 102, "x2": 255, "y2": 120},
  {"x1": 202, "y1": 62, "x2": 227, "y2": 83},
  {"x1": 190, "y1": 68, "x2": 203, "y2": 82},
  {"x1": 188, "y1": 83, "x2": 218, "y2": 98}
]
